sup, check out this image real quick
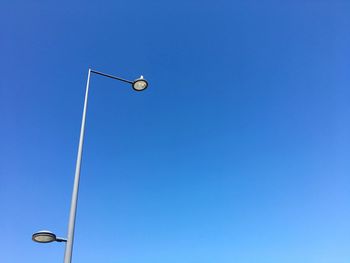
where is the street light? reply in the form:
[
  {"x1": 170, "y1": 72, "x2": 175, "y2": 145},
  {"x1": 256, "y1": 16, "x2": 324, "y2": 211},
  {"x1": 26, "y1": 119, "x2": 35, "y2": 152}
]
[
  {"x1": 32, "y1": 230, "x2": 67, "y2": 243},
  {"x1": 132, "y1": 76, "x2": 148, "y2": 91},
  {"x1": 32, "y1": 68, "x2": 149, "y2": 263}
]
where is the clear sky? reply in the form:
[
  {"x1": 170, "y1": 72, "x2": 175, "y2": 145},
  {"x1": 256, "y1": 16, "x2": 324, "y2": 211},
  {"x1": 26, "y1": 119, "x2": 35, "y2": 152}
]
[{"x1": 1, "y1": 0, "x2": 350, "y2": 262}]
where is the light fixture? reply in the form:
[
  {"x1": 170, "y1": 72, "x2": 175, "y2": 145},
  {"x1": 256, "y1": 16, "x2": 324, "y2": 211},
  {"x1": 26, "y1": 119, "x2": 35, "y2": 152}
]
[
  {"x1": 132, "y1": 76, "x2": 148, "y2": 91},
  {"x1": 32, "y1": 230, "x2": 66, "y2": 243}
]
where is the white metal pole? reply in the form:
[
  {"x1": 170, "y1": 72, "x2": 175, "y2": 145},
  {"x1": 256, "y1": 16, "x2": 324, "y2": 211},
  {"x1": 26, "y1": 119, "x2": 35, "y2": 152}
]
[{"x1": 64, "y1": 68, "x2": 91, "y2": 263}]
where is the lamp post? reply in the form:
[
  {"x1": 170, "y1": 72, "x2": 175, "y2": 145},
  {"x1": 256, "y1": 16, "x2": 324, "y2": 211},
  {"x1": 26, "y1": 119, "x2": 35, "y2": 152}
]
[{"x1": 32, "y1": 68, "x2": 148, "y2": 263}]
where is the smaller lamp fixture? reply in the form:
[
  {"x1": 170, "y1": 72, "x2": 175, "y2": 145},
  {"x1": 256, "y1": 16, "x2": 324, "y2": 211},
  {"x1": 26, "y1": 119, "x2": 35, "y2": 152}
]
[
  {"x1": 132, "y1": 76, "x2": 148, "y2": 91},
  {"x1": 32, "y1": 230, "x2": 67, "y2": 243}
]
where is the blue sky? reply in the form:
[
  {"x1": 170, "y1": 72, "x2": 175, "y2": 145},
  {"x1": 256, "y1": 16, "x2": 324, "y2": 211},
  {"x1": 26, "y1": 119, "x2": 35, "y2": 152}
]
[{"x1": 1, "y1": 0, "x2": 350, "y2": 262}]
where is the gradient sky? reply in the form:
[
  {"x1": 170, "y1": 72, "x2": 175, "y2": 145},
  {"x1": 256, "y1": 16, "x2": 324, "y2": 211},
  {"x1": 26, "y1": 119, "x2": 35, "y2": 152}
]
[{"x1": 1, "y1": 1, "x2": 350, "y2": 263}]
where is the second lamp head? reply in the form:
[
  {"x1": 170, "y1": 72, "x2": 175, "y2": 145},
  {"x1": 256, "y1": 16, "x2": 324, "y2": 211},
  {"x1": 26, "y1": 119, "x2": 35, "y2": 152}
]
[{"x1": 132, "y1": 76, "x2": 148, "y2": 91}]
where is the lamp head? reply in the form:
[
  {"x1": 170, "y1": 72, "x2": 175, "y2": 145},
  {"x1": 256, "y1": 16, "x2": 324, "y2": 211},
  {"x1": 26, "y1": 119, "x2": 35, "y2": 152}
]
[
  {"x1": 32, "y1": 230, "x2": 57, "y2": 243},
  {"x1": 132, "y1": 76, "x2": 148, "y2": 91}
]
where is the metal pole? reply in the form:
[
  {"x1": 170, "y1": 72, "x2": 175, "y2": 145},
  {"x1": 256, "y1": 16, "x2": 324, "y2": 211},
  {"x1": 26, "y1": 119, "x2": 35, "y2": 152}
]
[{"x1": 64, "y1": 68, "x2": 91, "y2": 263}]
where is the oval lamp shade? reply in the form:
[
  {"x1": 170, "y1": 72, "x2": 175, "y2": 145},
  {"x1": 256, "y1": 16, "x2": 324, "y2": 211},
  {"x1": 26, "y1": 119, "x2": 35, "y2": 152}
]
[
  {"x1": 132, "y1": 76, "x2": 148, "y2": 91},
  {"x1": 32, "y1": 230, "x2": 57, "y2": 243}
]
